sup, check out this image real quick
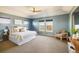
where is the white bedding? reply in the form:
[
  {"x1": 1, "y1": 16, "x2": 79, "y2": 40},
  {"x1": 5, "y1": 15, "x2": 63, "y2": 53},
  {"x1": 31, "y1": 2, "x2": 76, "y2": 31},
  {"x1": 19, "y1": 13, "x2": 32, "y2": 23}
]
[{"x1": 9, "y1": 31, "x2": 37, "y2": 45}]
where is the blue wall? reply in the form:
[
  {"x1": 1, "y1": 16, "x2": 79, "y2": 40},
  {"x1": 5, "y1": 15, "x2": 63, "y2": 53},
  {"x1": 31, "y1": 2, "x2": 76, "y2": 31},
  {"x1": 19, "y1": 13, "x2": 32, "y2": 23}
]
[
  {"x1": 33, "y1": 14, "x2": 69, "y2": 36},
  {"x1": 0, "y1": 12, "x2": 27, "y2": 30},
  {"x1": 28, "y1": 19, "x2": 36, "y2": 31},
  {"x1": 0, "y1": 12, "x2": 70, "y2": 37},
  {"x1": 0, "y1": 13, "x2": 36, "y2": 32},
  {"x1": 0, "y1": 12, "x2": 29, "y2": 40},
  {"x1": 53, "y1": 14, "x2": 69, "y2": 34}
]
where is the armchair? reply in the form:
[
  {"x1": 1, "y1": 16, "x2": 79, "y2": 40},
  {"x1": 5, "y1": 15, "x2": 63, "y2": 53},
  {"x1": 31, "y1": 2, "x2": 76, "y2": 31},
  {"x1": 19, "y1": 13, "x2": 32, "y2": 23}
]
[{"x1": 54, "y1": 30, "x2": 69, "y2": 40}]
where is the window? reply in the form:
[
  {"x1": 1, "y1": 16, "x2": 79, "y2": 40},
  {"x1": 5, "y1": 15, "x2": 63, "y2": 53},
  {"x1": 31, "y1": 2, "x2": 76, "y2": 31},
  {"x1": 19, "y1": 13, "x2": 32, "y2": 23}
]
[
  {"x1": 15, "y1": 19, "x2": 22, "y2": 25},
  {"x1": 23, "y1": 21, "x2": 28, "y2": 25},
  {"x1": 23, "y1": 21, "x2": 29, "y2": 29},
  {"x1": 39, "y1": 19, "x2": 53, "y2": 32},
  {"x1": 46, "y1": 20, "x2": 53, "y2": 32},
  {"x1": 75, "y1": 25, "x2": 79, "y2": 29},
  {"x1": 39, "y1": 21, "x2": 45, "y2": 32},
  {"x1": 0, "y1": 18, "x2": 11, "y2": 24}
]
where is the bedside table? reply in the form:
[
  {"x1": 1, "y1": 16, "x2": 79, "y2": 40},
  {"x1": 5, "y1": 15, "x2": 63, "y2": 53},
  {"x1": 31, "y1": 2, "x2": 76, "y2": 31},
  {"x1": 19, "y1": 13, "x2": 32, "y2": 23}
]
[
  {"x1": 2, "y1": 34, "x2": 9, "y2": 41},
  {"x1": 2, "y1": 30, "x2": 9, "y2": 41}
]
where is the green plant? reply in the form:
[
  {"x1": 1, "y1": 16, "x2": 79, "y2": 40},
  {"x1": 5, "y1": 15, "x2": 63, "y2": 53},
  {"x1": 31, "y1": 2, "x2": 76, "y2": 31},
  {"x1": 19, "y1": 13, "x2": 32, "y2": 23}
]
[{"x1": 72, "y1": 27, "x2": 78, "y2": 34}]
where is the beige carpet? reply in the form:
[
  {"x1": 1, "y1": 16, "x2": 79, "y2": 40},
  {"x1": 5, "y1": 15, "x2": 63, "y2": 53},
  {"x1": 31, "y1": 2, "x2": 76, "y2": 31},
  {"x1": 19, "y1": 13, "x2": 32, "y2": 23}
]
[{"x1": 0, "y1": 35, "x2": 68, "y2": 53}]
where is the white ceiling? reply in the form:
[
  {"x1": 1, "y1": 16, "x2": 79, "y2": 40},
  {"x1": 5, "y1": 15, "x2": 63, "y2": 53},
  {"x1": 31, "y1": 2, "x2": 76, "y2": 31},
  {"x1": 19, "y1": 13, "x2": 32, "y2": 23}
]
[{"x1": 0, "y1": 6, "x2": 73, "y2": 18}]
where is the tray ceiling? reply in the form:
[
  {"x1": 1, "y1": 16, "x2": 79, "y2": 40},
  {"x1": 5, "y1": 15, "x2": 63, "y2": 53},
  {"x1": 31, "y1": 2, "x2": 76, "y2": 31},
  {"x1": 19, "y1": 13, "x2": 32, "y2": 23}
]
[{"x1": 0, "y1": 6, "x2": 73, "y2": 18}]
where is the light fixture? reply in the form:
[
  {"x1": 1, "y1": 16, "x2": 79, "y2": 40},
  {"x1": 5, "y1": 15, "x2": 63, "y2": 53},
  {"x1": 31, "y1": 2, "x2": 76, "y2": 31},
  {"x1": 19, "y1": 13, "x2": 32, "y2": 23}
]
[{"x1": 30, "y1": 7, "x2": 41, "y2": 13}]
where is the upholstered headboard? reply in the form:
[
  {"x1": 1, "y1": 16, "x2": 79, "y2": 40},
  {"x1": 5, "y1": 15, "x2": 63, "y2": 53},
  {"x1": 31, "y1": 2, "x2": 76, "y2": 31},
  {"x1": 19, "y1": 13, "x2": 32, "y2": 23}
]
[{"x1": 10, "y1": 26, "x2": 27, "y2": 34}]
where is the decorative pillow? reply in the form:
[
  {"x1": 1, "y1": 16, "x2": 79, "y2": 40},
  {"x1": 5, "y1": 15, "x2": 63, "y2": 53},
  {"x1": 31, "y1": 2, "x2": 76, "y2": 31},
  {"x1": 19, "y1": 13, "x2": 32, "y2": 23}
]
[
  {"x1": 18, "y1": 28, "x2": 24, "y2": 32},
  {"x1": 19, "y1": 29, "x2": 21, "y2": 32}
]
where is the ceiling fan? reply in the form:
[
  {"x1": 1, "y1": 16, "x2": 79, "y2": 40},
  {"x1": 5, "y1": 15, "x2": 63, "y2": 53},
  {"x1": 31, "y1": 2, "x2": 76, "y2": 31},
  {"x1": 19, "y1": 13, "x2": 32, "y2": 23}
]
[{"x1": 31, "y1": 7, "x2": 41, "y2": 13}]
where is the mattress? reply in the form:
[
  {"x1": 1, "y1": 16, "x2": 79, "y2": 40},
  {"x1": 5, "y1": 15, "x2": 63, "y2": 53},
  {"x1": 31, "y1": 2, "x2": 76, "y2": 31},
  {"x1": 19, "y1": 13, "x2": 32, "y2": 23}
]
[{"x1": 9, "y1": 31, "x2": 37, "y2": 45}]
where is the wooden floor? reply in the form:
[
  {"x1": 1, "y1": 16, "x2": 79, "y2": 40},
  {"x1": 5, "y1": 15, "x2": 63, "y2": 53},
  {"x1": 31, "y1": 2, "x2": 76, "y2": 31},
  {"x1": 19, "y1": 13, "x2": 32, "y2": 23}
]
[
  {"x1": 0, "y1": 41, "x2": 16, "y2": 52},
  {"x1": 0, "y1": 35, "x2": 68, "y2": 53}
]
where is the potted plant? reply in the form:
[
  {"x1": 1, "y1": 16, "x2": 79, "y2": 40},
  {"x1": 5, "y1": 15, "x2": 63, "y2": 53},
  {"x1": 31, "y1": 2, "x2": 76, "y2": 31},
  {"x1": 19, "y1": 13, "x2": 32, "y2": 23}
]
[
  {"x1": 72, "y1": 28, "x2": 77, "y2": 34},
  {"x1": 72, "y1": 27, "x2": 78, "y2": 38}
]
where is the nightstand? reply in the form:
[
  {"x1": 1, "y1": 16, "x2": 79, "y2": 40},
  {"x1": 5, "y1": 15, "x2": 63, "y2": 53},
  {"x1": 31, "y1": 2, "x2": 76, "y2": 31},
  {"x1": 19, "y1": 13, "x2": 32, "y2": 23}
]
[
  {"x1": 2, "y1": 34, "x2": 9, "y2": 41},
  {"x1": 2, "y1": 30, "x2": 9, "y2": 41}
]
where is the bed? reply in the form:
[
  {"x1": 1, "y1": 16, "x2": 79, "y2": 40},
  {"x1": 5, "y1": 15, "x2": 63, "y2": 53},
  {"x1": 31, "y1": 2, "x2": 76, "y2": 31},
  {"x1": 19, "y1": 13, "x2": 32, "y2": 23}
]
[{"x1": 9, "y1": 27, "x2": 37, "y2": 45}]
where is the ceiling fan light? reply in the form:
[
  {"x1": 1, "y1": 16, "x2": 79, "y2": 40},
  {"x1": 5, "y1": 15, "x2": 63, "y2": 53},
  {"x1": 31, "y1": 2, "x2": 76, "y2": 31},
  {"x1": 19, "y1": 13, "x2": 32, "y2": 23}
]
[{"x1": 30, "y1": 7, "x2": 41, "y2": 12}]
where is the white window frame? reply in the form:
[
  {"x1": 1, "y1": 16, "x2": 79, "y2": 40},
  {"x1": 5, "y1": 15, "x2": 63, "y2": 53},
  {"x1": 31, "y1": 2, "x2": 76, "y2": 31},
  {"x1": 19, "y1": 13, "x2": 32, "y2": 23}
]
[
  {"x1": 39, "y1": 21, "x2": 45, "y2": 32},
  {"x1": 23, "y1": 21, "x2": 28, "y2": 25},
  {"x1": 0, "y1": 18, "x2": 11, "y2": 24},
  {"x1": 46, "y1": 21, "x2": 53, "y2": 32},
  {"x1": 75, "y1": 25, "x2": 79, "y2": 29},
  {"x1": 15, "y1": 19, "x2": 22, "y2": 25},
  {"x1": 23, "y1": 21, "x2": 29, "y2": 29},
  {"x1": 39, "y1": 19, "x2": 53, "y2": 32}
]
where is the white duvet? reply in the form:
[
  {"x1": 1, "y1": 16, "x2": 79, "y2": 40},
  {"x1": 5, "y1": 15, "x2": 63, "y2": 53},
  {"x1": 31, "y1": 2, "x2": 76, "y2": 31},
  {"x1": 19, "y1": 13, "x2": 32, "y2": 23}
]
[{"x1": 9, "y1": 31, "x2": 37, "y2": 45}]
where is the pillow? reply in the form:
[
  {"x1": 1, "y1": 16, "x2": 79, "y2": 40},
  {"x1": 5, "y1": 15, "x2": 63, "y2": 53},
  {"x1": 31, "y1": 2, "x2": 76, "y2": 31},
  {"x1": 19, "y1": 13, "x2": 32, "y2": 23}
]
[
  {"x1": 12, "y1": 28, "x2": 19, "y2": 32},
  {"x1": 19, "y1": 28, "x2": 25, "y2": 32},
  {"x1": 19, "y1": 29, "x2": 22, "y2": 32}
]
